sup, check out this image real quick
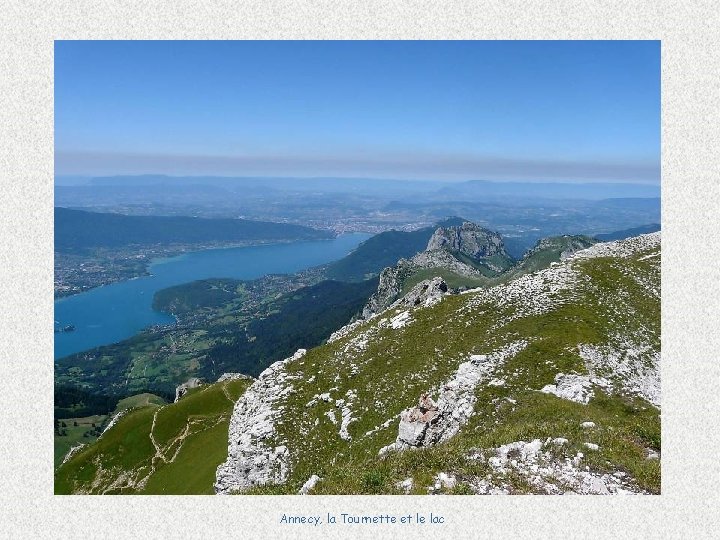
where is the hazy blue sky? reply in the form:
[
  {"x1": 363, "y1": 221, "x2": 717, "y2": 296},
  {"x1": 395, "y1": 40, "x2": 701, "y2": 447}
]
[{"x1": 55, "y1": 40, "x2": 660, "y2": 183}]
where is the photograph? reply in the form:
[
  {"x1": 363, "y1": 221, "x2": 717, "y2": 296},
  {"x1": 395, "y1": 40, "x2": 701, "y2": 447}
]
[{"x1": 52, "y1": 40, "x2": 661, "y2": 496}]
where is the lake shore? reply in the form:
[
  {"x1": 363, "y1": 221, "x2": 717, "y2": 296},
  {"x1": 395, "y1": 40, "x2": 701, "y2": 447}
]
[{"x1": 54, "y1": 233, "x2": 370, "y2": 359}]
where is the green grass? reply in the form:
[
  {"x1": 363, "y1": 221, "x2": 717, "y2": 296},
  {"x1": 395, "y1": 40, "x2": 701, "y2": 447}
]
[
  {"x1": 55, "y1": 378, "x2": 251, "y2": 494},
  {"x1": 53, "y1": 414, "x2": 106, "y2": 469},
  {"x1": 238, "y1": 240, "x2": 660, "y2": 495},
  {"x1": 450, "y1": 249, "x2": 514, "y2": 276},
  {"x1": 400, "y1": 268, "x2": 492, "y2": 295},
  {"x1": 55, "y1": 406, "x2": 158, "y2": 494},
  {"x1": 114, "y1": 393, "x2": 166, "y2": 413},
  {"x1": 142, "y1": 419, "x2": 231, "y2": 494}
]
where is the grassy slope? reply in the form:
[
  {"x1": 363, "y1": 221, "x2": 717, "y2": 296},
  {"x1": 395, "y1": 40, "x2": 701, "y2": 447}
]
[
  {"x1": 55, "y1": 378, "x2": 251, "y2": 494},
  {"x1": 114, "y1": 393, "x2": 166, "y2": 412},
  {"x1": 244, "y1": 237, "x2": 660, "y2": 494},
  {"x1": 54, "y1": 394, "x2": 167, "y2": 469},
  {"x1": 510, "y1": 235, "x2": 597, "y2": 275},
  {"x1": 401, "y1": 267, "x2": 493, "y2": 295},
  {"x1": 450, "y1": 249, "x2": 515, "y2": 276},
  {"x1": 56, "y1": 234, "x2": 659, "y2": 495},
  {"x1": 54, "y1": 415, "x2": 106, "y2": 469}
]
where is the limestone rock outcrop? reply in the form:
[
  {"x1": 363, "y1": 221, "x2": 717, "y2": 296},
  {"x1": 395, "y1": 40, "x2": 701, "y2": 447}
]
[
  {"x1": 426, "y1": 222, "x2": 506, "y2": 259},
  {"x1": 380, "y1": 341, "x2": 528, "y2": 455},
  {"x1": 361, "y1": 221, "x2": 513, "y2": 318},
  {"x1": 174, "y1": 377, "x2": 203, "y2": 402},
  {"x1": 361, "y1": 260, "x2": 417, "y2": 318},
  {"x1": 392, "y1": 277, "x2": 448, "y2": 310},
  {"x1": 214, "y1": 349, "x2": 306, "y2": 494},
  {"x1": 217, "y1": 372, "x2": 253, "y2": 383}
]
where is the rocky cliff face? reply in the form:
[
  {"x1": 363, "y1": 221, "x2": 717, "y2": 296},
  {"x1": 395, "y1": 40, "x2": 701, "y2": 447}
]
[
  {"x1": 215, "y1": 349, "x2": 306, "y2": 494},
  {"x1": 361, "y1": 260, "x2": 417, "y2": 319},
  {"x1": 391, "y1": 276, "x2": 448, "y2": 310},
  {"x1": 426, "y1": 222, "x2": 506, "y2": 259},
  {"x1": 361, "y1": 222, "x2": 513, "y2": 318},
  {"x1": 214, "y1": 233, "x2": 661, "y2": 495},
  {"x1": 410, "y1": 248, "x2": 490, "y2": 275}
]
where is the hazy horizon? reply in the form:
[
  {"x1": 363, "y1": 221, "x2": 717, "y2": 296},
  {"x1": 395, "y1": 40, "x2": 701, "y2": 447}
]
[
  {"x1": 55, "y1": 41, "x2": 660, "y2": 184},
  {"x1": 54, "y1": 173, "x2": 660, "y2": 187}
]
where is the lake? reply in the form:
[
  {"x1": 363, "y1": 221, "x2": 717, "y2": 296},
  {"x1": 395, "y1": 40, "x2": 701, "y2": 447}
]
[{"x1": 54, "y1": 233, "x2": 371, "y2": 359}]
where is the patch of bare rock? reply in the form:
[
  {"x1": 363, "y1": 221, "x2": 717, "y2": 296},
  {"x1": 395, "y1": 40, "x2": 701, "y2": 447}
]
[{"x1": 214, "y1": 349, "x2": 306, "y2": 494}]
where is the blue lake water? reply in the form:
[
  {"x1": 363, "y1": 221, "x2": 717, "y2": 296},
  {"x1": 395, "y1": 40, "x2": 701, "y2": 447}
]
[{"x1": 54, "y1": 233, "x2": 371, "y2": 359}]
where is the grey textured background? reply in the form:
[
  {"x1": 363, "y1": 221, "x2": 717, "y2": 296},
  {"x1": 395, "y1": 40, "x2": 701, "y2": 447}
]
[{"x1": 1, "y1": 1, "x2": 719, "y2": 538}]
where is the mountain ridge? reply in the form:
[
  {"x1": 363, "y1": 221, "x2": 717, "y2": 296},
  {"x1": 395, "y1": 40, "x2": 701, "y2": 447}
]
[
  {"x1": 214, "y1": 232, "x2": 660, "y2": 495},
  {"x1": 361, "y1": 223, "x2": 595, "y2": 318}
]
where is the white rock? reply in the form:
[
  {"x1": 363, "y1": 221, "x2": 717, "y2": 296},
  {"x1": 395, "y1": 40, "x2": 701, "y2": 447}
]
[
  {"x1": 578, "y1": 341, "x2": 660, "y2": 409},
  {"x1": 540, "y1": 373, "x2": 595, "y2": 404},
  {"x1": 580, "y1": 475, "x2": 610, "y2": 495},
  {"x1": 378, "y1": 443, "x2": 397, "y2": 456},
  {"x1": 174, "y1": 377, "x2": 203, "y2": 402},
  {"x1": 216, "y1": 372, "x2": 252, "y2": 383},
  {"x1": 470, "y1": 437, "x2": 649, "y2": 495},
  {"x1": 61, "y1": 443, "x2": 86, "y2": 465},
  {"x1": 437, "y1": 472, "x2": 457, "y2": 489},
  {"x1": 390, "y1": 310, "x2": 412, "y2": 329},
  {"x1": 298, "y1": 474, "x2": 321, "y2": 495},
  {"x1": 393, "y1": 341, "x2": 528, "y2": 450},
  {"x1": 215, "y1": 349, "x2": 306, "y2": 494}
]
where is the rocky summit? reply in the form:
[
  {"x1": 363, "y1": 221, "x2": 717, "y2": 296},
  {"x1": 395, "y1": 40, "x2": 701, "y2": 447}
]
[
  {"x1": 426, "y1": 222, "x2": 506, "y2": 259},
  {"x1": 213, "y1": 232, "x2": 661, "y2": 495},
  {"x1": 361, "y1": 221, "x2": 517, "y2": 318}
]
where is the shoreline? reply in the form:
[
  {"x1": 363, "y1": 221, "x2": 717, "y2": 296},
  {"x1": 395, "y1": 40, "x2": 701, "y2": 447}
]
[
  {"x1": 54, "y1": 233, "x2": 370, "y2": 359},
  {"x1": 54, "y1": 235, "x2": 342, "y2": 301}
]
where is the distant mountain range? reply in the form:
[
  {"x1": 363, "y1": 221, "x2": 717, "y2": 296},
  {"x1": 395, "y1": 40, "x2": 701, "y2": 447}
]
[
  {"x1": 594, "y1": 223, "x2": 661, "y2": 241},
  {"x1": 437, "y1": 180, "x2": 660, "y2": 200},
  {"x1": 56, "y1": 175, "x2": 660, "y2": 200}
]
